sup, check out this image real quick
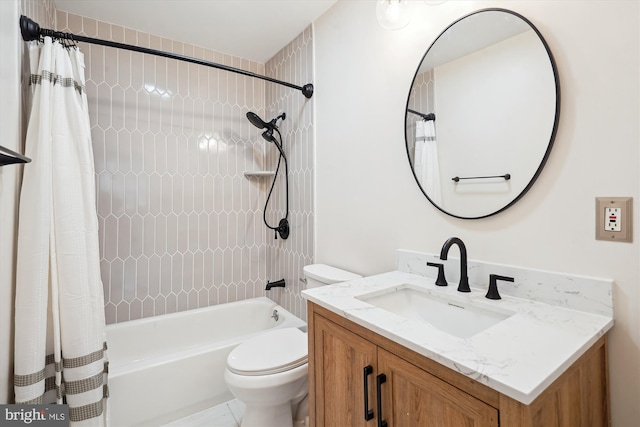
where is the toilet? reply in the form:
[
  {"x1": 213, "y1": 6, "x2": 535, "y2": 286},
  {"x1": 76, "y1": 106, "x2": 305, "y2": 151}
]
[{"x1": 224, "y1": 264, "x2": 361, "y2": 427}]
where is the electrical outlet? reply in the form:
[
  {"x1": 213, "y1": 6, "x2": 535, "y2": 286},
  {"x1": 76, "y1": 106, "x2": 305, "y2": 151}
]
[
  {"x1": 604, "y1": 207, "x2": 621, "y2": 231},
  {"x1": 596, "y1": 197, "x2": 633, "y2": 242}
]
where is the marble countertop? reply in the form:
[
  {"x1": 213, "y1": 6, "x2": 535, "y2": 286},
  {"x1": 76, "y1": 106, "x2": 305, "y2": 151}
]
[{"x1": 302, "y1": 269, "x2": 614, "y2": 405}]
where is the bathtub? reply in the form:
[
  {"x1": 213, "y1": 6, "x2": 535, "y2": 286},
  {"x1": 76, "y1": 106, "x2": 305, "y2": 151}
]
[{"x1": 105, "y1": 297, "x2": 307, "y2": 427}]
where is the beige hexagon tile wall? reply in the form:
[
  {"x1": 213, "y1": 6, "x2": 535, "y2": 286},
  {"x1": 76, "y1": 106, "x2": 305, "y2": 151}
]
[{"x1": 51, "y1": 9, "x2": 315, "y2": 323}]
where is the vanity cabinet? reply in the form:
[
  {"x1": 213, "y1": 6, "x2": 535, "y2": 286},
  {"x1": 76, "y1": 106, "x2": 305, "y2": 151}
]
[
  {"x1": 377, "y1": 349, "x2": 498, "y2": 426},
  {"x1": 311, "y1": 314, "x2": 377, "y2": 427},
  {"x1": 308, "y1": 302, "x2": 609, "y2": 427}
]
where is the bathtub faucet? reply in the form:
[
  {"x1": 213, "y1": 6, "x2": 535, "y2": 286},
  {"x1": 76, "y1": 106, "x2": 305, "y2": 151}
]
[{"x1": 265, "y1": 279, "x2": 286, "y2": 290}]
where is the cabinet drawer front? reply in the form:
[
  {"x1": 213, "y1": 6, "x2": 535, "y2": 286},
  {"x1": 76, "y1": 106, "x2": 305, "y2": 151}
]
[{"x1": 378, "y1": 348, "x2": 499, "y2": 427}]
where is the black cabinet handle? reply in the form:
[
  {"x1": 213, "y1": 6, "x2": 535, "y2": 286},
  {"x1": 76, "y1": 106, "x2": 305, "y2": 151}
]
[
  {"x1": 363, "y1": 365, "x2": 374, "y2": 421},
  {"x1": 376, "y1": 373, "x2": 388, "y2": 427}
]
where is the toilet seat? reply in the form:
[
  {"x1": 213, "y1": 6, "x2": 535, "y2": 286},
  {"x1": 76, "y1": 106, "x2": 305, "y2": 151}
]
[{"x1": 227, "y1": 328, "x2": 308, "y2": 376}]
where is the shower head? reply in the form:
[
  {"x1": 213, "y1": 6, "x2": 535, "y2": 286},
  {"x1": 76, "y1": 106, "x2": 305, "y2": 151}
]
[
  {"x1": 246, "y1": 111, "x2": 290, "y2": 241},
  {"x1": 247, "y1": 112, "x2": 269, "y2": 130},
  {"x1": 246, "y1": 111, "x2": 286, "y2": 131}
]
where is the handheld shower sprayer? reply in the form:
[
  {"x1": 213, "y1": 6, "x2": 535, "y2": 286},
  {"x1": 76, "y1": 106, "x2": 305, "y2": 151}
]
[
  {"x1": 247, "y1": 111, "x2": 287, "y2": 153},
  {"x1": 246, "y1": 111, "x2": 290, "y2": 240},
  {"x1": 246, "y1": 112, "x2": 286, "y2": 133}
]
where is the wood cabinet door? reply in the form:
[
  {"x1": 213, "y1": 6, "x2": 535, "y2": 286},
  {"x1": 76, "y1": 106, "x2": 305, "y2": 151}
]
[
  {"x1": 378, "y1": 348, "x2": 499, "y2": 427},
  {"x1": 313, "y1": 314, "x2": 378, "y2": 427}
]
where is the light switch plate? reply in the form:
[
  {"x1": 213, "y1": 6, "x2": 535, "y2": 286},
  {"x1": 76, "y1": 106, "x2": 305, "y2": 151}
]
[{"x1": 596, "y1": 197, "x2": 633, "y2": 242}]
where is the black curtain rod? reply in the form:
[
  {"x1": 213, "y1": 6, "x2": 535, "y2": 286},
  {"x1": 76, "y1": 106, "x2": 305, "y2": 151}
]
[
  {"x1": 19, "y1": 15, "x2": 314, "y2": 99},
  {"x1": 408, "y1": 109, "x2": 435, "y2": 121},
  {"x1": 0, "y1": 144, "x2": 31, "y2": 167}
]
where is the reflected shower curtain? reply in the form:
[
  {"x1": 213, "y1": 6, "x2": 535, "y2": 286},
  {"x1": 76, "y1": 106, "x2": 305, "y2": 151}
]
[
  {"x1": 14, "y1": 37, "x2": 108, "y2": 426},
  {"x1": 414, "y1": 120, "x2": 441, "y2": 204}
]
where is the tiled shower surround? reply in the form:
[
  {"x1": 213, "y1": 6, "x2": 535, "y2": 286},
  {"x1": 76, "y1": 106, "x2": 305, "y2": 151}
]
[
  {"x1": 49, "y1": 9, "x2": 314, "y2": 323},
  {"x1": 264, "y1": 31, "x2": 315, "y2": 322}
]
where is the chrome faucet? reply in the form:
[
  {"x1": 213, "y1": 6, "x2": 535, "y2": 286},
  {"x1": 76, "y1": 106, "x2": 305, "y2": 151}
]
[{"x1": 439, "y1": 237, "x2": 471, "y2": 293}]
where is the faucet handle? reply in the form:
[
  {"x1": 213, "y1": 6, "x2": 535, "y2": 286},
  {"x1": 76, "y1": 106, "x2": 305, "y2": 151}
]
[
  {"x1": 486, "y1": 274, "x2": 514, "y2": 300},
  {"x1": 426, "y1": 262, "x2": 448, "y2": 287}
]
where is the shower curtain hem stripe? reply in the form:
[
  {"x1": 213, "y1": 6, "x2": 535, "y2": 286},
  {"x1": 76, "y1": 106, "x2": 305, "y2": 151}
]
[
  {"x1": 30, "y1": 68, "x2": 85, "y2": 94},
  {"x1": 13, "y1": 369, "x2": 45, "y2": 386},
  {"x1": 62, "y1": 344, "x2": 107, "y2": 369},
  {"x1": 64, "y1": 371, "x2": 104, "y2": 395},
  {"x1": 69, "y1": 400, "x2": 104, "y2": 422}
]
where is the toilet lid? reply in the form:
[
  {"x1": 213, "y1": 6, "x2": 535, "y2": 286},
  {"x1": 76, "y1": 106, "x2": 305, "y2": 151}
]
[
  {"x1": 227, "y1": 328, "x2": 308, "y2": 376},
  {"x1": 303, "y1": 264, "x2": 362, "y2": 284}
]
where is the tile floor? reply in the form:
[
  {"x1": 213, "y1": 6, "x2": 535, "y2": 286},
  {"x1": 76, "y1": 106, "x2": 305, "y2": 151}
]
[{"x1": 161, "y1": 399, "x2": 245, "y2": 427}]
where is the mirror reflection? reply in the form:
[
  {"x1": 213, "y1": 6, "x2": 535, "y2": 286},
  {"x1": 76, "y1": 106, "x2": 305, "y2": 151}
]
[{"x1": 405, "y1": 9, "x2": 559, "y2": 219}]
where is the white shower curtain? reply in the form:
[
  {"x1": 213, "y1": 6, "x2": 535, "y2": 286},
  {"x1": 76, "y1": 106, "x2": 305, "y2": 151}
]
[
  {"x1": 14, "y1": 37, "x2": 108, "y2": 426},
  {"x1": 414, "y1": 120, "x2": 442, "y2": 204}
]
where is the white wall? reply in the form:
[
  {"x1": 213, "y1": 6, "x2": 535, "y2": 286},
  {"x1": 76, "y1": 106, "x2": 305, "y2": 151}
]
[
  {"x1": 314, "y1": 1, "x2": 639, "y2": 425},
  {"x1": 0, "y1": 0, "x2": 22, "y2": 403}
]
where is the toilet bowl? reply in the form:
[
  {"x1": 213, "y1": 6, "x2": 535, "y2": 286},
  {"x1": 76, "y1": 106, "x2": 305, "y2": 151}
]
[
  {"x1": 224, "y1": 328, "x2": 308, "y2": 427},
  {"x1": 224, "y1": 264, "x2": 361, "y2": 427}
]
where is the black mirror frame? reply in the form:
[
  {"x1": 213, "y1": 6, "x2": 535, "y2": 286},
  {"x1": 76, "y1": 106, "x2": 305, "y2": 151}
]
[{"x1": 404, "y1": 8, "x2": 561, "y2": 220}]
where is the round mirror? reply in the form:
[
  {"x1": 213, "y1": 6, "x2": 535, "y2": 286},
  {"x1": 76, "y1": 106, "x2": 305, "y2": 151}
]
[{"x1": 405, "y1": 8, "x2": 559, "y2": 219}]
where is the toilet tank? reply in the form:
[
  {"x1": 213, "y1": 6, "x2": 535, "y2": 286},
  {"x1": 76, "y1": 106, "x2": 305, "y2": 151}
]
[{"x1": 303, "y1": 264, "x2": 362, "y2": 289}]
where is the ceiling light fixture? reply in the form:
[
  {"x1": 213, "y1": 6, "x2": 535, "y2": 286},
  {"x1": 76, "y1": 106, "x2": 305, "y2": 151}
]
[{"x1": 376, "y1": 0, "x2": 410, "y2": 31}]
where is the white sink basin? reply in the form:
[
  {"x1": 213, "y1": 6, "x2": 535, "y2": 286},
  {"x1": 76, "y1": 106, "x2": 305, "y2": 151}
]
[{"x1": 357, "y1": 284, "x2": 514, "y2": 339}]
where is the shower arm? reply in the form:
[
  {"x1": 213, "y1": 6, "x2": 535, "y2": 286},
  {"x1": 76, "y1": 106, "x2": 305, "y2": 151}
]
[{"x1": 19, "y1": 15, "x2": 314, "y2": 99}]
